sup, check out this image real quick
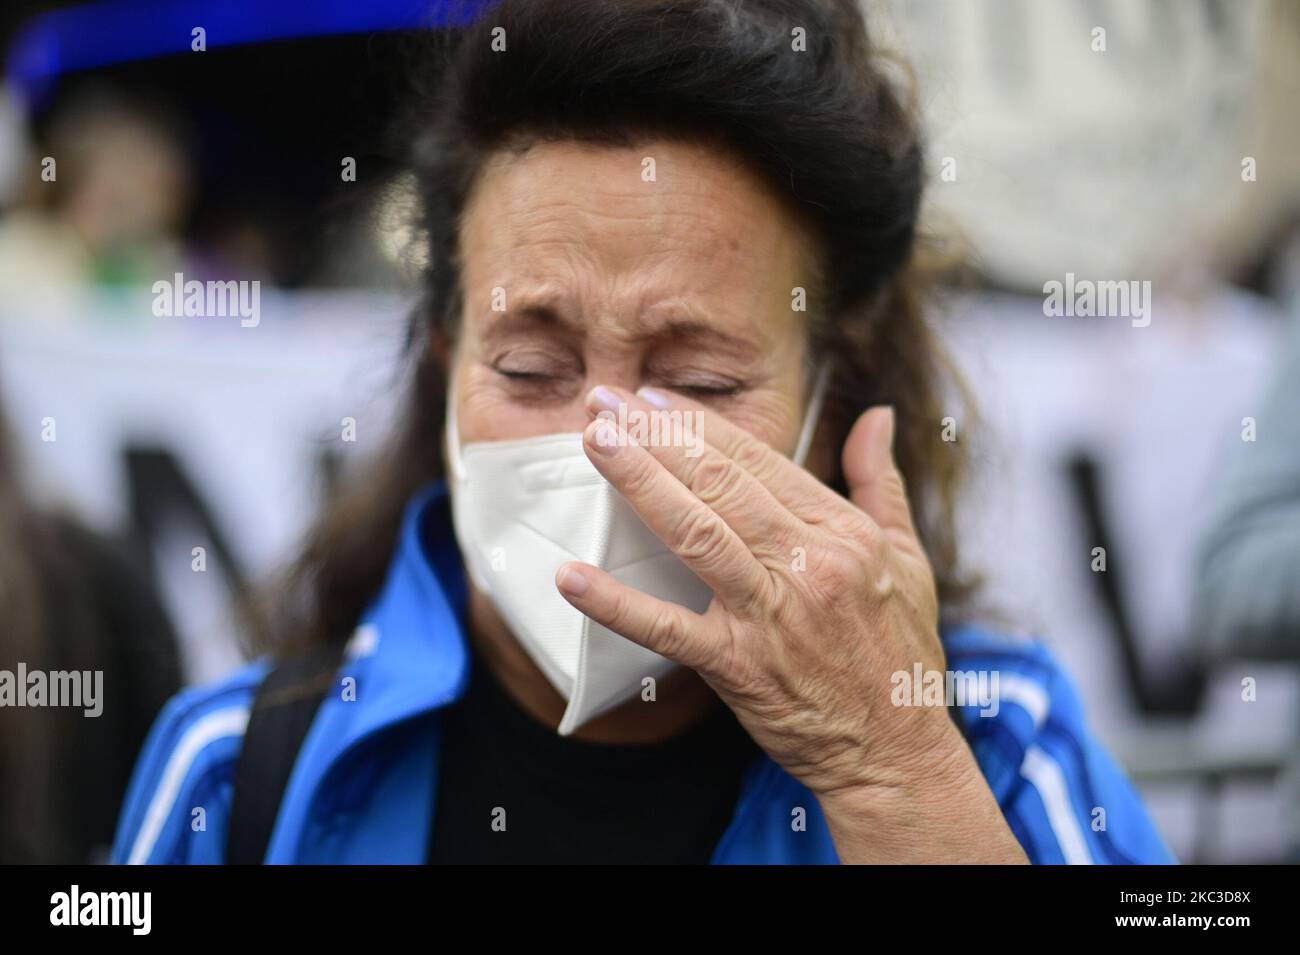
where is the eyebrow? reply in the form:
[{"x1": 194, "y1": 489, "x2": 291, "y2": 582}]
[
  {"x1": 651, "y1": 317, "x2": 763, "y2": 361},
  {"x1": 479, "y1": 298, "x2": 764, "y2": 361},
  {"x1": 478, "y1": 305, "x2": 581, "y2": 347}
]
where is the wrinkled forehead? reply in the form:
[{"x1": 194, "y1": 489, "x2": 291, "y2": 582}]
[{"x1": 456, "y1": 138, "x2": 820, "y2": 354}]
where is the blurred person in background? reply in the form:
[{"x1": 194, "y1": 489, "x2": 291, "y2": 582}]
[
  {"x1": 1195, "y1": 297, "x2": 1300, "y2": 663},
  {"x1": 0, "y1": 86, "x2": 193, "y2": 295},
  {"x1": 113, "y1": 0, "x2": 1172, "y2": 865},
  {"x1": 0, "y1": 397, "x2": 181, "y2": 863},
  {"x1": 1193, "y1": 275, "x2": 1300, "y2": 858}
]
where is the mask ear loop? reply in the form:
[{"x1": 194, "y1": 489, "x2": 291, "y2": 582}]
[
  {"x1": 792, "y1": 359, "x2": 831, "y2": 467},
  {"x1": 444, "y1": 372, "x2": 466, "y2": 483}
]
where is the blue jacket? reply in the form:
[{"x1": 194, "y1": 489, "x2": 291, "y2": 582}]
[{"x1": 113, "y1": 484, "x2": 1175, "y2": 864}]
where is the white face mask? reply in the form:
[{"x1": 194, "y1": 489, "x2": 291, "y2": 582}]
[{"x1": 445, "y1": 364, "x2": 830, "y2": 735}]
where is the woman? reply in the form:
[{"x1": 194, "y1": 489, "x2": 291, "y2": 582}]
[{"x1": 114, "y1": 0, "x2": 1173, "y2": 864}]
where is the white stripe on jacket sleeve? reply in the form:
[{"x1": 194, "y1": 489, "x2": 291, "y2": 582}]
[
  {"x1": 127, "y1": 706, "x2": 250, "y2": 865},
  {"x1": 1021, "y1": 743, "x2": 1095, "y2": 864},
  {"x1": 997, "y1": 673, "x2": 1051, "y2": 729}
]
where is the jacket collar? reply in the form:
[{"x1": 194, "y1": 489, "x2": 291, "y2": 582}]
[
  {"x1": 344, "y1": 481, "x2": 471, "y2": 736},
  {"x1": 286, "y1": 481, "x2": 470, "y2": 786}
]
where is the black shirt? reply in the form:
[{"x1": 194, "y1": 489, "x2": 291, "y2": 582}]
[{"x1": 427, "y1": 649, "x2": 760, "y2": 864}]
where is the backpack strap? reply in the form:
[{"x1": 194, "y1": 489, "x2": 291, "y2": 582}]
[{"x1": 226, "y1": 644, "x2": 344, "y2": 864}]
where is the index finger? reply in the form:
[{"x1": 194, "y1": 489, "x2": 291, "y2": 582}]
[{"x1": 615, "y1": 384, "x2": 838, "y2": 526}]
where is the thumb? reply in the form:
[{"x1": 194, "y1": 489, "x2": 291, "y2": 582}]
[{"x1": 842, "y1": 406, "x2": 919, "y2": 545}]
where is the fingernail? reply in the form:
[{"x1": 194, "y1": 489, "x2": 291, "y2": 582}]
[
  {"x1": 556, "y1": 565, "x2": 588, "y2": 597},
  {"x1": 587, "y1": 386, "x2": 620, "y2": 415},
  {"x1": 589, "y1": 418, "x2": 621, "y2": 455},
  {"x1": 636, "y1": 386, "x2": 672, "y2": 408}
]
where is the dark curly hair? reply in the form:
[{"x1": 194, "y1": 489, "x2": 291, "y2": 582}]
[{"x1": 265, "y1": 0, "x2": 975, "y2": 656}]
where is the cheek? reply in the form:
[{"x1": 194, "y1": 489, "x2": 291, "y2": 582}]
[
  {"x1": 453, "y1": 358, "x2": 585, "y2": 444},
  {"x1": 725, "y1": 350, "x2": 809, "y2": 456},
  {"x1": 720, "y1": 389, "x2": 804, "y2": 457}
]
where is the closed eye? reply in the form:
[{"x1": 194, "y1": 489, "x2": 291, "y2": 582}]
[
  {"x1": 670, "y1": 383, "x2": 742, "y2": 399},
  {"x1": 492, "y1": 366, "x2": 580, "y2": 402},
  {"x1": 496, "y1": 368, "x2": 559, "y2": 381}
]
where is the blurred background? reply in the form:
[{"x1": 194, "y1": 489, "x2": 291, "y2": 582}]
[{"x1": 1, "y1": 0, "x2": 1297, "y2": 863}]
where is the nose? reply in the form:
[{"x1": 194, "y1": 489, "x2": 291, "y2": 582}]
[{"x1": 574, "y1": 361, "x2": 644, "y2": 426}]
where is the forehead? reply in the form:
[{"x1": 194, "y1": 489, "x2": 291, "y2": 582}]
[{"x1": 458, "y1": 138, "x2": 815, "y2": 348}]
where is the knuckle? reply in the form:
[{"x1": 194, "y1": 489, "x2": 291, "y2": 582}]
[
  {"x1": 619, "y1": 452, "x2": 660, "y2": 498},
  {"x1": 690, "y1": 454, "x2": 743, "y2": 508},
  {"x1": 880, "y1": 468, "x2": 912, "y2": 511},
  {"x1": 649, "y1": 609, "x2": 687, "y2": 658},
  {"x1": 814, "y1": 545, "x2": 864, "y2": 592},
  {"x1": 711, "y1": 625, "x2": 759, "y2": 693},
  {"x1": 607, "y1": 586, "x2": 637, "y2": 630},
  {"x1": 728, "y1": 433, "x2": 772, "y2": 475},
  {"x1": 850, "y1": 513, "x2": 885, "y2": 552},
  {"x1": 673, "y1": 507, "x2": 731, "y2": 565}
]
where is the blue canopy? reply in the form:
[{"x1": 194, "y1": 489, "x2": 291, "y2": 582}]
[{"x1": 7, "y1": 0, "x2": 488, "y2": 108}]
